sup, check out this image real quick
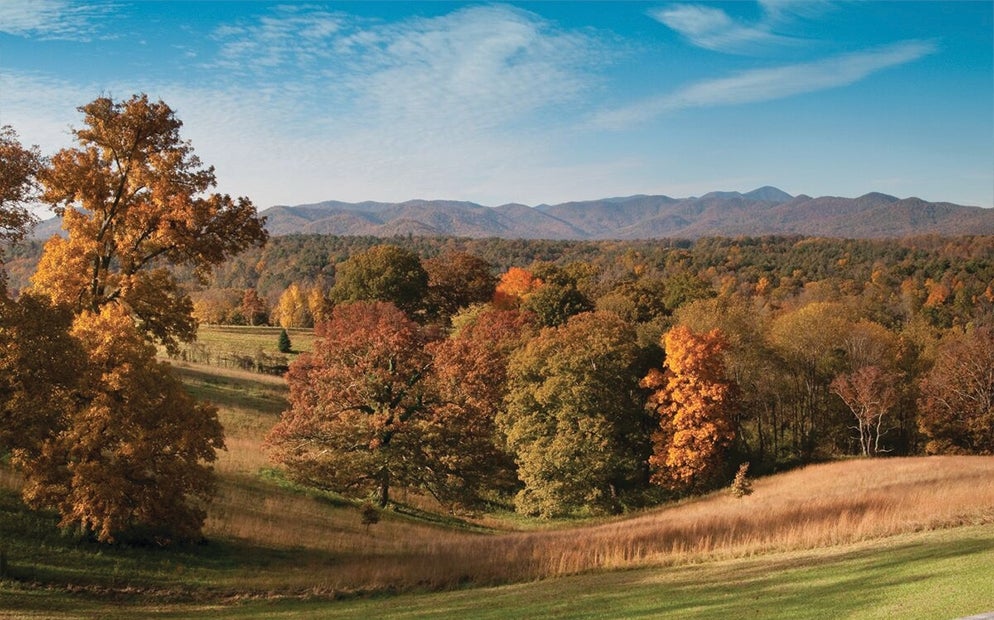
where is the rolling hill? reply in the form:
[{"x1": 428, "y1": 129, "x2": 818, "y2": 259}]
[{"x1": 257, "y1": 187, "x2": 994, "y2": 239}]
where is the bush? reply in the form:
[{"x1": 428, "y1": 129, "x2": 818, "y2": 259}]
[{"x1": 730, "y1": 462, "x2": 753, "y2": 498}]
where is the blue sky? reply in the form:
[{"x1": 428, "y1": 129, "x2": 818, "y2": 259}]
[{"x1": 1, "y1": 1, "x2": 991, "y2": 209}]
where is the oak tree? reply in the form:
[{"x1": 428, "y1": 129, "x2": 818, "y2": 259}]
[
  {"x1": 21, "y1": 304, "x2": 224, "y2": 544},
  {"x1": 500, "y1": 312, "x2": 649, "y2": 517},
  {"x1": 31, "y1": 94, "x2": 267, "y2": 352}
]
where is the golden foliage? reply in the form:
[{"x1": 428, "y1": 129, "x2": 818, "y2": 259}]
[
  {"x1": 32, "y1": 94, "x2": 266, "y2": 350},
  {"x1": 20, "y1": 304, "x2": 224, "y2": 544},
  {"x1": 643, "y1": 325, "x2": 737, "y2": 491}
]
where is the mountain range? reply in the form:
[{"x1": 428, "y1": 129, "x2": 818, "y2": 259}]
[
  {"x1": 29, "y1": 187, "x2": 994, "y2": 241},
  {"x1": 258, "y1": 187, "x2": 994, "y2": 239}
]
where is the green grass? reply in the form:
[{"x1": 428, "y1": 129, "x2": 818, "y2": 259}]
[
  {"x1": 193, "y1": 325, "x2": 315, "y2": 358},
  {"x1": 2, "y1": 524, "x2": 991, "y2": 618},
  {"x1": 165, "y1": 325, "x2": 315, "y2": 374}
]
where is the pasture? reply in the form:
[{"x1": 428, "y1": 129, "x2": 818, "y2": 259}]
[{"x1": 1, "y1": 325, "x2": 992, "y2": 618}]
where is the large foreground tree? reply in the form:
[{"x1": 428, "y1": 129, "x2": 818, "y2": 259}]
[
  {"x1": 21, "y1": 305, "x2": 224, "y2": 544},
  {"x1": 13, "y1": 94, "x2": 265, "y2": 544},
  {"x1": 32, "y1": 94, "x2": 267, "y2": 352}
]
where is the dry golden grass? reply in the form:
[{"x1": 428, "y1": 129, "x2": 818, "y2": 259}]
[
  {"x1": 197, "y1": 455, "x2": 994, "y2": 594},
  {"x1": 182, "y1": 363, "x2": 994, "y2": 593}
]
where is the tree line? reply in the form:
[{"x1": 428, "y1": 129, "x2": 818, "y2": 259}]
[{"x1": 262, "y1": 239, "x2": 994, "y2": 517}]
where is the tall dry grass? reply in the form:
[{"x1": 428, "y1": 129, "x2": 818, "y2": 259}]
[{"x1": 203, "y1": 456, "x2": 994, "y2": 594}]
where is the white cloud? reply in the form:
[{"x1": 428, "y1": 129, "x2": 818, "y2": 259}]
[
  {"x1": 593, "y1": 40, "x2": 937, "y2": 129},
  {"x1": 0, "y1": 0, "x2": 113, "y2": 40},
  {"x1": 650, "y1": 4, "x2": 793, "y2": 54}
]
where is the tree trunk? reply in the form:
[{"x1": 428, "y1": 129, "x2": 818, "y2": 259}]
[{"x1": 377, "y1": 468, "x2": 390, "y2": 508}]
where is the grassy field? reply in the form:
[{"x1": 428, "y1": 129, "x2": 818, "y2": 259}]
[
  {"x1": 167, "y1": 325, "x2": 315, "y2": 372},
  {"x1": 2, "y1": 333, "x2": 994, "y2": 618}
]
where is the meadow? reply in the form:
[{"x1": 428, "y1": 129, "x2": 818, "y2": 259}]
[{"x1": 2, "y1": 325, "x2": 993, "y2": 618}]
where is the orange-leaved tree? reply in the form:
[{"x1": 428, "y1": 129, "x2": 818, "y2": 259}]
[
  {"x1": 642, "y1": 325, "x2": 738, "y2": 492},
  {"x1": 492, "y1": 266, "x2": 542, "y2": 310},
  {"x1": 20, "y1": 94, "x2": 263, "y2": 543},
  {"x1": 21, "y1": 304, "x2": 224, "y2": 544},
  {"x1": 267, "y1": 301, "x2": 434, "y2": 507},
  {"x1": 32, "y1": 94, "x2": 267, "y2": 353},
  {"x1": 0, "y1": 125, "x2": 43, "y2": 252}
]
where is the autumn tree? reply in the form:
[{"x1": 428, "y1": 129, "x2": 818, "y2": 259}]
[
  {"x1": 675, "y1": 296, "x2": 781, "y2": 467},
  {"x1": 20, "y1": 94, "x2": 264, "y2": 544},
  {"x1": 0, "y1": 125, "x2": 42, "y2": 253},
  {"x1": 0, "y1": 292, "x2": 83, "y2": 461},
  {"x1": 21, "y1": 305, "x2": 224, "y2": 544},
  {"x1": 271, "y1": 282, "x2": 313, "y2": 328},
  {"x1": 918, "y1": 326, "x2": 994, "y2": 454},
  {"x1": 267, "y1": 301, "x2": 434, "y2": 507},
  {"x1": 831, "y1": 366, "x2": 900, "y2": 457},
  {"x1": 241, "y1": 288, "x2": 269, "y2": 326},
  {"x1": 492, "y1": 267, "x2": 542, "y2": 309},
  {"x1": 500, "y1": 312, "x2": 650, "y2": 517},
  {"x1": 423, "y1": 251, "x2": 497, "y2": 322},
  {"x1": 329, "y1": 245, "x2": 428, "y2": 318},
  {"x1": 422, "y1": 308, "x2": 536, "y2": 506},
  {"x1": 31, "y1": 94, "x2": 267, "y2": 352},
  {"x1": 642, "y1": 325, "x2": 737, "y2": 492}
]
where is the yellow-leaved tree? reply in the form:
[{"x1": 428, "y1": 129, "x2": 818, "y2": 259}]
[
  {"x1": 19, "y1": 94, "x2": 265, "y2": 544},
  {"x1": 642, "y1": 325, "x2": 738, "y2": 493}
]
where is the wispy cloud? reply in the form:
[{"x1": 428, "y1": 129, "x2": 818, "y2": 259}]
[
  {"x1": 0, "y1": 0, "x2": 114, "y2": 40},
  {"x1": 2, "y1": 4, "x2": 612, "y2": 207},
  {"x1": 593, "y1": 40, "x2": 937, "y2": 129},
  {"x1": 650, "y1": 4, "x2": 794, "y2": 55},
  {"x1": 210, "y1": 4, "x2": 601, "y2": 123}
]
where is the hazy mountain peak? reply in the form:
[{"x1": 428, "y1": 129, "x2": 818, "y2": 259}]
[{"x1": 744, "y1": 186, "x2": 793, "y2": 203}]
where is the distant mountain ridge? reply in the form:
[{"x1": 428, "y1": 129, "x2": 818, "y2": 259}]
[{"x1": 31, "y1": 187, "x2": 994, "y2": 241}]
